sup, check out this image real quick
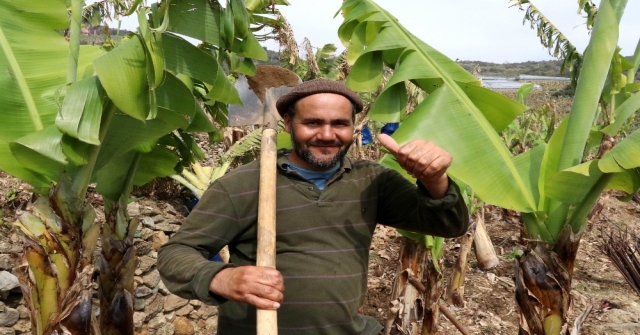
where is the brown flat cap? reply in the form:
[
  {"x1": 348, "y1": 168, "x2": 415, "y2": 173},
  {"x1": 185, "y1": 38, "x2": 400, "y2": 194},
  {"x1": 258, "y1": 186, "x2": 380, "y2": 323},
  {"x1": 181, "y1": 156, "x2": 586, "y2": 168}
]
[{"x1": 275, "y1": 79, "x2": 364, "y2": 116}]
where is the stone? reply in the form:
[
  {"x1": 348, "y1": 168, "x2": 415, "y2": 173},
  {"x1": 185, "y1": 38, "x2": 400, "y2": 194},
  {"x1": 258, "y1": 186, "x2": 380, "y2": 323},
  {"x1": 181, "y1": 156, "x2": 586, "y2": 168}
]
[
  {"x1": 135, "y1": 241, "x2": 153, "y2": 256},
  {"x1": 175, "y1": 304, "x2": 194, "y2": 316},
  {"x1": 152, "y1": 231, "x2": 169, "y2": 251},
  {"x1": 134, "y1": 298, "x2": 146, "y2": 311},
  {"x1": 15, "y1": 306, "x2": 28, "y2": 319},
  {"x1": 196, "y1": 304, "x2": 218, "y2": 319},
  {"x1": 164, "y1": 203, "x2": 178, "y2": 216},
  {"x1": 173, "y1": 317, "x2": 194, "y2": 335},
  {"x1": 134, "y1": 285, "x2": 153, "y2": 298},
  {"x1": 142, "y1": 270, "x2": 161, "y2": 288},
  {"x1": 137, "y1": 255, "x2": 156, "y2": 274},
  {"x1": 127, "y1": 202, "x2": 141, "y2": 217},
  {"x1": 0, "y1": 242, "x2": 20, "y2": 254},
  {"x1": 10, "y1": 319, "x2": 29, "y2": 333},
  {"x1": 165, "y1": 312, "x2": 175, "y2": 323},
  {"x1": 134, "y1": 327, "x2": 150, "y2": 335},
  {"x1": 0, "y1": 272, "x2": 19, "y2": 292},
  {"x1": 156, "y1": 323, "x2": 175, "y2": 335},
  {"x1": 0, "y1": 307, "x2": 19, "y2": 327},
  {"x1": 0, "y1": 255, "x2": 11, "y2": 271},
  {"x1": 204, "y1": 317, "x2": 218, "y2": 333},
  {"x1": 133, "y1": 312, "x2": 146, "y2": 329},
  {"x1": 147, "y1": 314, "x2": 166, "y2": 331},
  {"x1": 164, "y1": 294, "x2": 189, "y2": 312},
  {"x1": 141, "y1": 217, "x2": 155, "y2": 229},
  {"x1": 140, "y1": 228, "x2": 154, "y2": 241},
  {"x1": 189, "y1": 300, "x2": 201, "y2": 307},
  {"x1": 0, "y1": 327, "x2": 14, "y2": 335},
  {"x1": 196, "y1": 319, "x2": 206, "y2": 328},
  {"x1": 142, "y1": 205, "x2": 161, "y2": 216},
  {"x1": 144, "y1": 294, "x2": 164, "y2": 320},
  {"x1": 157, "y1": 280, "x2": 170, "y2": 295},
  {"x1": 152, "y1": 215, "x2": 165, "y2": 223},
  {"x1": 154, "y1": 223, "x2": 180, "y2": 233}
]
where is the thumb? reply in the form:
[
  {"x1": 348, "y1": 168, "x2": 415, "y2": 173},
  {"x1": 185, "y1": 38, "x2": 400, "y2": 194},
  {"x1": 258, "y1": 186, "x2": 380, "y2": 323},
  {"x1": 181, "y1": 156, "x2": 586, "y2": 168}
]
[{"x1": 377, "y1": 134, "x2": 401, "y2": 155}]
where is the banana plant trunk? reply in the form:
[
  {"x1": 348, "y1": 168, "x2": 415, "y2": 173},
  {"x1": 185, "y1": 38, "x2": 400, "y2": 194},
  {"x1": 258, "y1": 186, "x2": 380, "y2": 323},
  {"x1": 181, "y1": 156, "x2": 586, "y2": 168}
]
[
  {"x1": 98, "y1": 200, "x2": 138, "y2": 335},
  {"x1": 447, "y1": 222, "x2": 475, "y2": 307},
  {"x1": 515, "y1": 231, "x2": 576, "y2": 335},
  {"x1": 384, "y1": 237, "x2": 443, "y2": 335},
  {"x1": 13, "y1": 175, "x2": 100, "y2": 335},
  {"x1": 421, "y1": 249, "x2": 443, "y2": 335}
]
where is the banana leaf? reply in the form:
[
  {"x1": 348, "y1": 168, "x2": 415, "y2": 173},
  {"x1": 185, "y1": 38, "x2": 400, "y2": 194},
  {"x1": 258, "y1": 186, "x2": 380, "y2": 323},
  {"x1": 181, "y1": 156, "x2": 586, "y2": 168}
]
[
  {"x1": 162, "y1": 32, "x2": 240, "y2": 104},
  {"x1": 0, "y1": 0, "x2": 103, "y2": 190},
  {"x1": 339, "y1": 0, "x2": 535, "y2": 213}
]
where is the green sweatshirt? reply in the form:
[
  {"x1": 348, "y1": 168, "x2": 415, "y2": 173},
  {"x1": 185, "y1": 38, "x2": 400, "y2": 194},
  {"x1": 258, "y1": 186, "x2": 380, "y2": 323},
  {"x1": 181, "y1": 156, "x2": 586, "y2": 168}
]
[{"x1": 158, "y1": 151, "x2": 469, "y2": 335}]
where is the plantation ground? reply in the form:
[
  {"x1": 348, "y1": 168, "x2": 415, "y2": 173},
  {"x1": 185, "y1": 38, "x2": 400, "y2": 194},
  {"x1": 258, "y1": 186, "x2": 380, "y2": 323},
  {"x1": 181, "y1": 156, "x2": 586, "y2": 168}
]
[
  {"x1": 1, "y1": 82, "x2": 639, "y2": 334},
  {"x1": 2, "y1": 169, "x2": 640, "y2": 335}
]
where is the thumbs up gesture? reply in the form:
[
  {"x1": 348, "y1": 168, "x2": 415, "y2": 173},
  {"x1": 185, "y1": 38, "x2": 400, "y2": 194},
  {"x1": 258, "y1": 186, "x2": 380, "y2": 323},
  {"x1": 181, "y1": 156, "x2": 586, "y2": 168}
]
[{"x1": 377, "y1": 134, "x2": 451, "y2": 198}]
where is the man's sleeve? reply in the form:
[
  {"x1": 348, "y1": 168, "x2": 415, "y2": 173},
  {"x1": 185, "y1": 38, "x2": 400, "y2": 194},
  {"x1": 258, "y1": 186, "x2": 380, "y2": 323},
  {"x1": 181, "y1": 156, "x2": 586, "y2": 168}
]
[
  {"x1": 377, "y1": 168, "x2": 469, "y2": 238},
  {"x1": 157, "y1": 181, "x2": 247, "y2": 305}
]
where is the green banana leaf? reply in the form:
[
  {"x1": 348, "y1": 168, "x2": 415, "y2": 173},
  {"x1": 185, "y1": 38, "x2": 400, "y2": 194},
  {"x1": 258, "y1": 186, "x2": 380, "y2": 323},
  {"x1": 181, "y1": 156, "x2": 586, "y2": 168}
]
[
  {"x1": 339, "y1": 0, "x2": 535, "y2": 213},
  {"x1": 185, "y1": 104, "x2": 217, "y2": 133},
  {"x1": 0, "y1": 0, "x2": 104, "y2": 189},
  {"x1": 162, "y1": 33, "x2": 240, "y2": 104},
  {"x1": 340, "y1": 0, "x2": 640, "y2": 243},
  {"x1": 56, "y1": 76, "x2": 108, "y2": 146},
  {"x1": 168, "y1": 0, "x2": 225, "y2": 47},
  {"x1": 556, "y1": 0, "x2": 619, "y2": 170},
  {"x1": 167, "y1": 0, "x2": 267, "y2": 61},
  {"x1": 93, "y1": 109, "x2": 189, "y2": 172},
  {"x1": 94, "y1": 146, "x2": 180, "y2": 203},
  {"x1": 94, "y1": 35, "x2": 150, "y2": 121},
  {"x1": 601, "y1": 91, "x2": 640, "y2": 136},
  {"x1": 599, "y1": 129, "x2": 640, "y2": 172}
]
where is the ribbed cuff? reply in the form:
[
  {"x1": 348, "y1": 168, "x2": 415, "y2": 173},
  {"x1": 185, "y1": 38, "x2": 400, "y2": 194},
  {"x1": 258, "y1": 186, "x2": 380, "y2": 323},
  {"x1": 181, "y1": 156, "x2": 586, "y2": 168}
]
[
  {"x1": 192, "y1": 261, "x2": 237, "y2": 305},
  {"x1": 416, "y1": 178, "x2": 460, "y2": 209}
]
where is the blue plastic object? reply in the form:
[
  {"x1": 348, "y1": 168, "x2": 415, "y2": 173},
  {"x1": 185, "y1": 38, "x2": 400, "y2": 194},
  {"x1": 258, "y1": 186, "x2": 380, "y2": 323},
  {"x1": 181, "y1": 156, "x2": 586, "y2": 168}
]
[
  {"x1": 361, "y1": 124, "x2": 373, "y2": 145},
  {"x1": 381, "y1": 122, "x2": 399, "y2": 136}
]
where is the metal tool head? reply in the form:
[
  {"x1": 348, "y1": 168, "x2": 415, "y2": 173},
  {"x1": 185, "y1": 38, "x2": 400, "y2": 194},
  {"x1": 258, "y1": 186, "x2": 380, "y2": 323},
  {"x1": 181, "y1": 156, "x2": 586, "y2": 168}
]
[{"x1": 228, "y1": 66, "x2": 301, "y2": 126}]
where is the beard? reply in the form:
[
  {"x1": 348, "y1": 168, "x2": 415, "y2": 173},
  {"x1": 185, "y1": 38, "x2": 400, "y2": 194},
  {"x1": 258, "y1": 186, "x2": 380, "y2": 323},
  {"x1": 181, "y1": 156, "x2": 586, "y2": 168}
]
[{"x1": 290, "y1": 128, "x2": 352, "y2": 169}]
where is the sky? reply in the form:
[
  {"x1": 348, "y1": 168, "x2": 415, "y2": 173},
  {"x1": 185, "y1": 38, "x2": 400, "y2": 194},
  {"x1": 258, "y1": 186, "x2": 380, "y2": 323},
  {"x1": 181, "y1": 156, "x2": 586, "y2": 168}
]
[{"x1": 113, "y1": 0, "x2": 640, "y2": 64}]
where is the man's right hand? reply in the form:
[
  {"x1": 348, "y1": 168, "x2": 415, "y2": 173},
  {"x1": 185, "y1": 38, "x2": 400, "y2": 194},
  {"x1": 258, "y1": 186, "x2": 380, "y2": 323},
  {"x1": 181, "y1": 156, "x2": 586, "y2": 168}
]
[{"x1": 209, "y1": 266, "x2": 284, "y2": 309}]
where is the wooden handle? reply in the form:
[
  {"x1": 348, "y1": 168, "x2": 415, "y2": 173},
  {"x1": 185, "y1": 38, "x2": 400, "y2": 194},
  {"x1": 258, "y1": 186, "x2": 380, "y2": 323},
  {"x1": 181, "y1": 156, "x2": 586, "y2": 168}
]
[{"x1": 256, "y1": 127, "x2": 278, "y2": 335}]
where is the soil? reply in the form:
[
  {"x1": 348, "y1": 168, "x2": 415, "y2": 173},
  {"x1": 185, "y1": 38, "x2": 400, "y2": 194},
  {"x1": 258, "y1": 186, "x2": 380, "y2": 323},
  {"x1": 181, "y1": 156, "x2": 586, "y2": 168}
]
[{"x1": 1, "y1": 166, "x2": 639, "y2": 334}]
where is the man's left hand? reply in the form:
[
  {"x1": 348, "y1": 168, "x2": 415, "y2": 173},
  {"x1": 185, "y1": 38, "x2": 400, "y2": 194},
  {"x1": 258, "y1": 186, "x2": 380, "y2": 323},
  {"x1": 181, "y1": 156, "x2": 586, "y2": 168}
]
[{"x1": 378, "y1": 134, "x2": 451, "y2": 198}]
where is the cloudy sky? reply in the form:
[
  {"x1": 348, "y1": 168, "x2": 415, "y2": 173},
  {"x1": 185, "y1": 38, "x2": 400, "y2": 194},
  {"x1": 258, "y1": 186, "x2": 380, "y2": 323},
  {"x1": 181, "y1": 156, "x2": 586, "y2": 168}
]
[
  {"x1": 113, "y1": 0, "x2": 640, "y2": 64},
  {"x1": 262, "y1": 0, "x2": 640, "y2": 63}
]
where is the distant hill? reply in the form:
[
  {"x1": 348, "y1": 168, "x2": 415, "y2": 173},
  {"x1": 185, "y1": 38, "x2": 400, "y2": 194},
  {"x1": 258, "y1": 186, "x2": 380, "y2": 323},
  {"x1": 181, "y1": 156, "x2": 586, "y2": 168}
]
[{"x1": 456, "y1": 60, "x2": 568, "y2": 78}]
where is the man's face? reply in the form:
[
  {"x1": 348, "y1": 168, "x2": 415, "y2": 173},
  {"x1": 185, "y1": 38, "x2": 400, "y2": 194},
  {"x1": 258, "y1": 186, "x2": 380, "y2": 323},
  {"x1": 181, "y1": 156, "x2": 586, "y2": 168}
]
[{"x1": 284, "y1": 93, "x2": 355, "y2": 170}]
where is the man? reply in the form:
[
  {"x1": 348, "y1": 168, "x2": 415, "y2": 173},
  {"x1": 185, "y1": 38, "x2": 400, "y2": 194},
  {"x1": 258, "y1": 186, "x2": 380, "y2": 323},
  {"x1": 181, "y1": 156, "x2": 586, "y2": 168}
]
[{"x1": 158, "y1": 79, "x2": 469, "y2": 334}]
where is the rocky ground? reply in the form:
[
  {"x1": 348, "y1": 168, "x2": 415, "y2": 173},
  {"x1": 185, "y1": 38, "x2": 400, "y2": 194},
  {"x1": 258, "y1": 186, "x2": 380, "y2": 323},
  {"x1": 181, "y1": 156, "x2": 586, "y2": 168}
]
[{"x1": 1, "y1": 168, "x2": 640, "y2": 334}]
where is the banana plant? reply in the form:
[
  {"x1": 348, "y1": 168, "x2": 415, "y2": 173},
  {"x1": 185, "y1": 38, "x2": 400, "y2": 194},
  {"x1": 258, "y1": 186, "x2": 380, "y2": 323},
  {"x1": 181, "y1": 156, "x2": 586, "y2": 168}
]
[
  {"x1": 0, "y1": 0, "x2": 286, "y2": 333},
  {"x1": 338, "y1": 0, "x2": 640, "y2": 333},
  {"x1": 171, "y1": 126, "x2": 265, "y2": 198},
  {"x1": 509, "y1": 0, "x2": 584, "y2": 88}
]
